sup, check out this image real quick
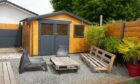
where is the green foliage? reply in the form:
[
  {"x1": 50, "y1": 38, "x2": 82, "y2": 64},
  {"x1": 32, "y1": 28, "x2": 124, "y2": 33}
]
[
  {"x1": 51, "y1": 0, "x2": 140, "y2": 22},
  {"x1": 124, "y1": 79, "x2": 140, "y2": 84},
  {"x1": 117, "y1": 37, "x2": 140, "y2": 64},
  {"x1": 84, "y1": 25, "x2": 105, "y2": 46},
  {"x1": 50, "y1": 0, "x2": 73, "y2": 12},
  {"x1": 99, "y1": 37, "x2": 120, "y2": 53}
]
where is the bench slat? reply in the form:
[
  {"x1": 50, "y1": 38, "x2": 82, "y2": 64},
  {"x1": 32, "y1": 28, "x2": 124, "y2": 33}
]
[
  {"x1": 90, "y1": 55, "x2": 108, "y2": 66},
  {"x1": 102, "y1": 56, "x2": 111, "y2": 63},
  {"x1": 82, "y1": 53, "x2": 108, "y2": 68},
  {"x1": 81, "y1": 54, "x2": 97, "y2": 67},
  {"x1": 87, "y1": 54, "x2": 107, "y2": 67},
  {"x1": 81, "y1": 54, "x2": 98, "y2": 67},
  {"x1": 85, "y1": 54, "x2": 103, "y2": 67}
]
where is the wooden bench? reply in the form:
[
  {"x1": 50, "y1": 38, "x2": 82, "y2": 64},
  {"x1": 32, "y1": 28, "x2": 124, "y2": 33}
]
[
  {"x1": 81, "y1": 46, "x2": 116, "y2": 72},
  {"x1": 0, "y1": 62, "x2": 17, "y2": 84}
]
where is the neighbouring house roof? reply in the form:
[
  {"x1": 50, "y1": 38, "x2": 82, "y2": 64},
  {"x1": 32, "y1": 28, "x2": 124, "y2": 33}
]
[
  {"x1": 0, "y1": 0, "x2": 38, "y2": 16},
  {"x1": 23, "y1": 10, "x2": 93, "y2": 25}
]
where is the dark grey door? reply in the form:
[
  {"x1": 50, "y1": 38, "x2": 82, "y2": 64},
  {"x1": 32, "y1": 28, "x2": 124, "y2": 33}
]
[
  {"x1": 39, "y1": 23, "x2": 55, "y2": 55},
  {"x1": 39, "y1": 20, "x2": 69, "y2": 56},
  {"x1": 0, "y1": 30, "x2": 18, "y2": 47},
  {"x1": 55, "y1": 24, "x2": 69, "y2": 53}
]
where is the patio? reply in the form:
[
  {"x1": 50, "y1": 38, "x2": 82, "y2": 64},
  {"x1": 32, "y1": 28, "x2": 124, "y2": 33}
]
[{"x1": 2, "y1": 53, "x2": 131, "y2": 84}]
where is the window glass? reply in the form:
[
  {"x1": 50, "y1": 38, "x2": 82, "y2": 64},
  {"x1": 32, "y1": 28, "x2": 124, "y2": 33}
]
[
  {"x1": 57, "y1": 24, "x2": 68, "y2": 35},
  {"x1": 41, "y1": 23, "x2": 53, "y2": 35},
  {"x1": 74, "y1": 25, "x2": 84, "y2": 38}
]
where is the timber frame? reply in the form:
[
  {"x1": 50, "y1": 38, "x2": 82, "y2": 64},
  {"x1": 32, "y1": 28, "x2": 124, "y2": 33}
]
[{"x1": 81, "y1": 46, "x2": 116, "y2": 72}]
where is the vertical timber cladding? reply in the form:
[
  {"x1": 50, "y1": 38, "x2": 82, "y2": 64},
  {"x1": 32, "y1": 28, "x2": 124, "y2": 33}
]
[
  {"x1": 0, "y1": 24, "x2": 20, "y2": 47},
  {"x1": 32, "y1": 20, "x2": 39, "y2": 56},
  {"x1": 22, "y1": 22, "x2": 31, "y2": 55},
  {"x1": 22, "y1": 20, "x2": 39, "y2": 56}
]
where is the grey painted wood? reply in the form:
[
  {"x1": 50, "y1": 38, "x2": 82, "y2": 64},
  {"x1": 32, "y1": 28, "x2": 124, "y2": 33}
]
[
  {"x1": 40, "y1": 35, "x2": 55, "y2": 55},
  {"x1": 39, "y1": 20, "x2": 70, "y2": 56}
]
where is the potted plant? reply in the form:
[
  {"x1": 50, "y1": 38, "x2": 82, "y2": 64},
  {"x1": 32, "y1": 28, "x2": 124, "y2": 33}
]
[{"x1": 117, "y1": 37, "x2": 140, "y2": 77}]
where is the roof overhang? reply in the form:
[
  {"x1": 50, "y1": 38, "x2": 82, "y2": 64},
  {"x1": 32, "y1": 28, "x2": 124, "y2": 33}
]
[{"x1": 22, "y1": 10, "x2": 93, "y2": 25}]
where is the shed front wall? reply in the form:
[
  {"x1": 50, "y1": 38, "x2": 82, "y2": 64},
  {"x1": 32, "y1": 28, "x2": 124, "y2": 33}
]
[
  {"x1": 46, "y1": 14, "x2": 90, "y2": 53},
  {"x1": 24, "y1": 14, "x2": 90, "y2": 56}
]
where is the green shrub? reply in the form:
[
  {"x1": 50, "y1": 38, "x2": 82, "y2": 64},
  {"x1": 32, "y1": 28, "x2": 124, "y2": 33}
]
[
  {"x1": 85, "y1": 25, "x2": 106, "y2": 46},
  {"x1": 99, "y1": 37, "x2": 120, "y2": 53}
]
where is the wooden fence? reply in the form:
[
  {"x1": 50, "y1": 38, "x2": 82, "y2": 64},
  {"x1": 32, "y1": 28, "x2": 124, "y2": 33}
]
[{"x1": 106, "y1": 20, "x2": 140, "y2": 38}]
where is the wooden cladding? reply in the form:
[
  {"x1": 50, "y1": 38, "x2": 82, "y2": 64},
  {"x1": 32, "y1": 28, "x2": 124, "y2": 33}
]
[
  {"x1": 22, "y1": 22, "x2": 31, "y2": 54},
  {"x1": 106, "y1": 20, "x2": 140, "y2": 38},
  {"x1": 0, "y1": 24, "x2": 19, "y2": 30}
]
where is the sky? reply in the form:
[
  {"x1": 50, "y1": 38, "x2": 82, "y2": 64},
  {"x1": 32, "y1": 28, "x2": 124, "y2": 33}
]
[{"x1": 9, "y1": 0, "x2": 54, "y2": 15}]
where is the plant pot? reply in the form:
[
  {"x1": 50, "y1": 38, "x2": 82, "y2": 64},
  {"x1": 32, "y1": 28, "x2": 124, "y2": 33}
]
[{"x1": 127, "y1": 64, "x2": 140, "y2": 77}]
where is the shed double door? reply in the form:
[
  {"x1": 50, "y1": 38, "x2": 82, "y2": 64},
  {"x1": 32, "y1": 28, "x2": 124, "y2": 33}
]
[{"x1": 39, "y1": 20, "x2": 69, "y2": 56}]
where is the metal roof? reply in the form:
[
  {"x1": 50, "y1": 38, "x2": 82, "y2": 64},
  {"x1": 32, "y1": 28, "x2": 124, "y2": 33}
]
[{"x1": 23, "y1": 10, "x2": 93, "y2": 25}]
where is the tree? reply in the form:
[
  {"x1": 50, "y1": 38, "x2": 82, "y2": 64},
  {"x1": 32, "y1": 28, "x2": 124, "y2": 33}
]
[
  {"x1": 50, "y1": 0, "x2": 73, "y2": 12},
  {"x1": 51, "y1": 0, "x2": 140, "y2": 23}
]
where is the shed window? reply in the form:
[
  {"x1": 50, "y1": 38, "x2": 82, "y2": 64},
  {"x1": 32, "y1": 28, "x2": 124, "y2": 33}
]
[
  {"x1": 74, "y1": 25, "x2": 84, "y2": 38},
  {"x1": 57, "y1": 24, "x2": 68, "y2": 35},
  {"x1": 41, "y1": 23, "x2": 53, "y2": 35}
]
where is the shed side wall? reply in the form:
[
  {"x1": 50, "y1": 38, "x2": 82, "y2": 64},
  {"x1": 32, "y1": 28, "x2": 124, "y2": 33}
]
[{"x1": 22, "y1": 22, "x2": 32, "y2": 54}]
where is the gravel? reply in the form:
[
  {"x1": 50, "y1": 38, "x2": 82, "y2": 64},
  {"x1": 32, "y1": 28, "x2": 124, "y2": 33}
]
[{"x1": 8, "y1": 54, "x2": 130, "y2": 84}]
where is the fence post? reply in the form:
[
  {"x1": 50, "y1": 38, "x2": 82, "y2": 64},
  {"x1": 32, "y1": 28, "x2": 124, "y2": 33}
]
[
  {"x1": 100, "y1": 15, "x2": 103, "y2": 26},
  {"x1": 120, "y1": 19, "x2": 125, "y2": 41}
]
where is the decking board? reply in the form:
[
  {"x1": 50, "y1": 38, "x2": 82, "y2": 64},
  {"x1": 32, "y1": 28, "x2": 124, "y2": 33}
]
[
  {"x1": 0, "y1": 62, "x2": 4, "y2": 84},
  {"x1": 0, "y1": 62, "x2": 16, "y2": 84}
]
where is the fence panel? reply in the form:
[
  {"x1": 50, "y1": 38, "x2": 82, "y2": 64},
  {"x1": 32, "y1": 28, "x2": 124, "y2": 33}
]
[{"x1": 106, "y1": 20, "x2": 140, "y2": 38}]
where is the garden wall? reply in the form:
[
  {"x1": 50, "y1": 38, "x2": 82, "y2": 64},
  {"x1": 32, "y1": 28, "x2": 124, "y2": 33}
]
[{"x1": 106, "y1": 20, "x2": 140, "y2": 38}]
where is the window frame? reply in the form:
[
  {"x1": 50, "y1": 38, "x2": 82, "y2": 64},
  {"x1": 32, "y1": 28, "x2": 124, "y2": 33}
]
[
  {"x1": 41, "y1": 23, "x2": 53, "y2": 35},
  {"x1": 56, "y1": 24, "x2": 68, "y2": 36},
  {"x1": 74, "y1": 24, "x2": 85, "y2": 38}
]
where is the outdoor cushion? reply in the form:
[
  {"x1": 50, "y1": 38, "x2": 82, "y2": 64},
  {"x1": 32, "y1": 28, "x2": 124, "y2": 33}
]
[
  {"x1": 56, "y1": 45, "x2": 69, "y2": 57},
  {"x1": 19, "y1": 49, "x2": 47, "y2": 74}
]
